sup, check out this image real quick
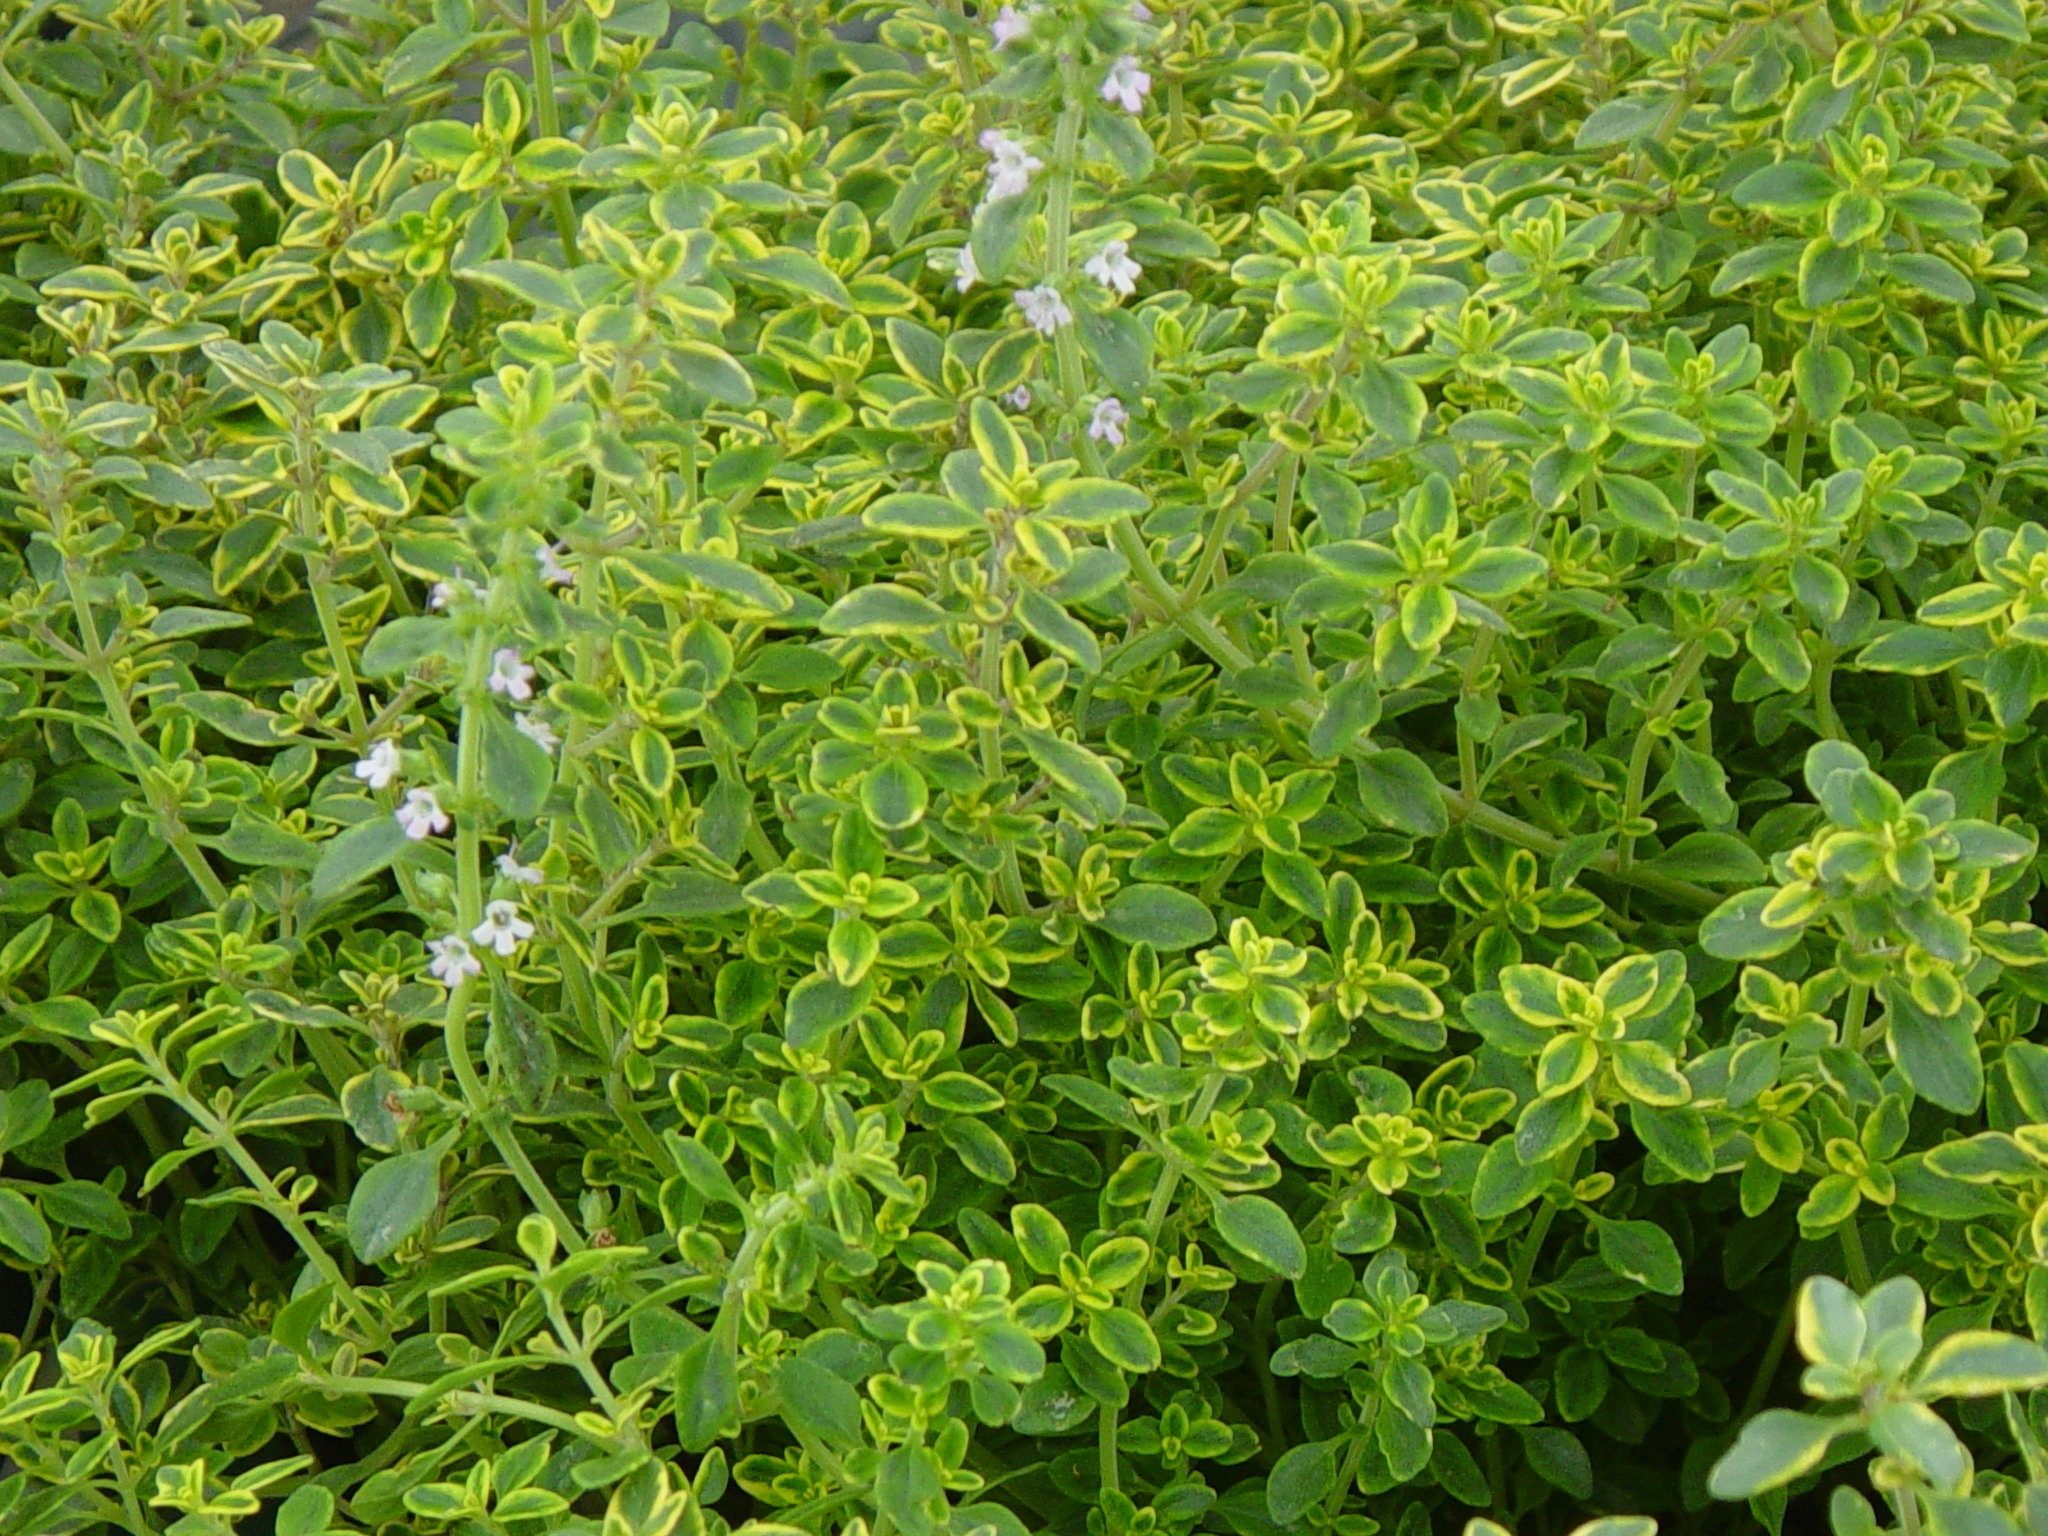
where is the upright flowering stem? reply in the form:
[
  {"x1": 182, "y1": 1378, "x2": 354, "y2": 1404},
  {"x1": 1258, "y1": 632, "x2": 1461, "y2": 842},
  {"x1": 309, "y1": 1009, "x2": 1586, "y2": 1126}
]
[
  {"x1": 526, "y1": 0, "x2": 581, "y2": 263},
  {"x1": 445, "y1": 622, "x2": 585, "y2": 1253},
  {"x1": 942, "y1": 0, "x2": 984, "y2": 120},
  {"x1": 1042, "y1": 66, "x2": 1091, "y2": 411}
]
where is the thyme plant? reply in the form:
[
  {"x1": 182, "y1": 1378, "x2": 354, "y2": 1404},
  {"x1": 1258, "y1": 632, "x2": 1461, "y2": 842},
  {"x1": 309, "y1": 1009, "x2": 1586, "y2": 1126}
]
[{"x1": 1, "y1": 1, "x2": 2048, "y2": 1535}]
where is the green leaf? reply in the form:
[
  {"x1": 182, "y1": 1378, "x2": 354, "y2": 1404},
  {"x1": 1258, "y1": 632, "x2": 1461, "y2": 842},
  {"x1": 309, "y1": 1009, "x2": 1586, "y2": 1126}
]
[
  {"x1": 676, "y1": 1331, "x2": 741, "y2": 1452},
  {"x1": 1213, "y1": 1194, "x2": 1307, "y2": 1279},
  {"x1": 818, "y1": 584, "x2": 954, "y2": 636},
  {"x1": 309, "y1": 816, "x2": 414, "y2": 907},
  {"x1": 1471, "y1": 1136, "x2": 1550, "y2": 1219},
  {"x1": 1732, "y1": 160, "x2": 1836, "y2": 215},
  {"x1": 1792, "y1": 342, "x2": 1853, "y2": 422},
  {"x1": 480, "y1": 708, "x2": 554, "y2": 819},
  {"x1": 1266, "y1": 1439, "x2": 1338, "y2": 1525},
  {"x1": 0, "y1": 1188, "x2": 52, "y2": 1264},
  {"x1": 1014, "y1": 588, "x2": 1101, "y2": 671},
  {"x1": 346, "y1": 1148, "x2": 441, "y2": 1263},
  {"x1": 1746, "y1": 609, "x2": 1811, "y2": 692},
  {"x1": 360, "y1": 616, "x2": 457, "y2": 678},
  {"x1": 864, "y1": 493, "x2": 984, "y2": 541},
  {"x1": 212, "y1": 515, "x2": 287, "y2": 594},
  {"x1": 1886, "y1": 252, "x2": 1974, "y2": 305},
  {"x1": 1087, "y1": 1306, "x2": 1161, "y2": 1373},
  {"x1": 1575, "y1": 93, "x2": 1669, "y2": 148},
  {"x1": 671, "y1": 342, "x2": 757, "y2": 405},
  {"x1": 1700, "y1": 888, "x2": 1806, "y2": 960},
  {"x1": 275, "y1": 1486, "x2": 336, "y2": 1536},
  {"x1": 777, "y1": 1355, "x2": 864, "y2": 1450},
  {"x1": 1094, "y1": 885, "x2": 1217, "y2": 951},
  {"x1": 733, "y1": 249, "x2": 855, "y2": 310},
  {"x1": 1860, "y1": 625, "x2": 1984, "y2": 675},
  {"x1": 1888, "y1": 987, "x2": 1984, "y2": 1115},
  {"x1": 1518, "y1": 1425, "x2": 1592, "y2": 1500},
  {"x1": 1019, "y1": 729, "x2": 1126, "y2": 824},
  {"x1": 1913, "y1": 1330, "x2": 2048, "y2": 1398},
  {"x1": 1042, "y1": 477, "x2": 1148, "y2": 525},
  {"x1": 1707, "y1": 1409, "x2": 1845, "y2": 1499},
  {"x1": 1647, "y1": 832, "x2": 1768, "y2": 884},
  {"x1": 1355, "y1": 358, "x2": 1426, "y2": 445},
  {"x1": 1354, "y1": 750, "x2": 1449, "y2": 837},
  {"x1": 1594, "y1": 1217, "x2": 1684, "y2": 1295}
]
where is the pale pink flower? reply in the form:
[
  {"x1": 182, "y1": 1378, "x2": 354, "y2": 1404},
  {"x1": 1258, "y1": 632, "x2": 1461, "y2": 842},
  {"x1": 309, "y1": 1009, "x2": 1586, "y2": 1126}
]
[
  {"x1": 471, "y1": 900, "x2": 535, "y2": 958},
  {"x1": 1084, "y1": 239, "x2": 1143, "y2": 297},
  {"x1": 980, "y1": 129, "x2": 1043, "y2": 204},
  {"x1": 427, "y1": 934, "x2": 481, "y2": 985},
  {"x1": 488, "y1": 647, "x2": 536, "y2": 702},
  {"x1": 497, "y1": 852, "x2": 545, "y2": 886},
  {"x1": 395, "y1": 788, "x2": 449, "y2": 841},
  {"x1": 353, "y1": 739, "x2": 401, "y2": 791},
  {"x1": 1015, "y1": 285, "x2": 1072, "y2": 336},
  {"x1": 1102, "y1": 55, "x2": 1151, "y2": 113}
]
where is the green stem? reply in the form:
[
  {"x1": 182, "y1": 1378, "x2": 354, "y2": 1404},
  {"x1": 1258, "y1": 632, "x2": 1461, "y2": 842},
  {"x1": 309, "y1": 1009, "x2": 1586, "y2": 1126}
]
[
  {"x1": 1098, "y1": 1397, "x2": 1120, "y2": 1494},
  {"x1": 1813, "y1": 646, "x2": 1844, "y2": 740},
  {"x1": 1179, "y1": 373, "x2": 1339, "y2": 607},
  {"x1": 98, "y1": 1404, "x2": 152, "y2": 1535},
  {"x1": 0, "y1": 50, "x2": 71, "y2": 167},
  {"x1": 1458, "y1": 633, "x2": 1498, "y2": 805},
  {"x1": 940, "y1": 0, "x2": 983, "y2": 120},
  {"x1": 1617, "y1": 619, "x2": 1723, "y2": 876},
  {"x1": 1322, "y1": 1428, "x2": 1368, "y2": 1523},
  {"x1": 172, "y1": 1086, "x2": 387, "y2": 1345},
  {"x1": 1838, "y1": 1217, "x2": 1873, "y2": 1293},
  {"x1": 1842, "y1": 980, "x2": 1870, "y2": 1052},
  {"x1": 1101, "y1": 1076, "x2": 1228, "y2": 1494},
  {"x1": 525, "y1": 0, "x2": 580, "y2": 262},
  {"x1": 1975, "y1": 464, "x2": 2012, "y2": 532},
  {"x1": 313, "y1": 1371, "x2": 612, "y2": 1444},
  {"x1": 446, "y1": 627, "x2": 586, "y2": 1253},
  {"x1": 59, "y1": 560, "x2": 229, "y2": 905},
  {"x1": 1738, "y1": 1287, "x2": 1798, "y2": 1421},
  {"x1": 1782, "y1": 401, "x2": 1809, "y2": 485}
]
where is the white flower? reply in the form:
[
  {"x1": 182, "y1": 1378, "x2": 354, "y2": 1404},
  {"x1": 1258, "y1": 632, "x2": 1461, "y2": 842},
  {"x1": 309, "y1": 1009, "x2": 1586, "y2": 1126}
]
[
  {"x1": 954, "y1": 244, "x2": 980, "y2": 294},
  {"x1": 1102, "y1": 55, "x2": 1151, "y2": 113},
  {"x1": 429, "y1": 570, "x2": 483, "y2": 610},
  {"x1": 1015, "y1": 285, "x2": 1072, "y2": 336},
  {"x1": 1008, "y1": 385, "x2": 1032, "y2": 409},
  {"x1": 515, "y1": 713, "x2": 561, "y2": 752},
  {"x1": 1084, "y1": 238, "x2": 1143, "y2": 297},
  {"x1": 488, "y1": 647, "x2": 536, "y2": 702},
  {"x1": 1131, "y1": 1, "x2": 1152, "y2": 19},
  {"x1": 991, "y1": 3, "x2": 1035, "y2": 46},
  {"x1": 353, "y1": 738, "x2": 402, "y2": 791},
  {"x1": 1089, "y1": 396, "x2": 1131, "y2": 448},
  {"x1": 535, "y1": 543, "x2": 575, "y2": 586},
  {"x1": 471, "y1": 900, "x2": 535, "y2": 959},
  {"x1": 980, "y1": 129, "x2": 1043, "y2": 204},
  {"x1": 497, "y1": 851, "x2": 545, "y2": 886},
  {"x1": 395, "y1": 788, "x2": 450, "y2": 841},
  {"x1": 427, "y1": 934, "x2": 482, "y2": 986}
]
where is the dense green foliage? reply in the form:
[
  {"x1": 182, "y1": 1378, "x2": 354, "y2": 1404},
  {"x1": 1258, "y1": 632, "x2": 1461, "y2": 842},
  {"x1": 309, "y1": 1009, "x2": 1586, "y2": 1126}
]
[{"x1": 10, "y1": 0, "x2": 2048, "y2": 1533}]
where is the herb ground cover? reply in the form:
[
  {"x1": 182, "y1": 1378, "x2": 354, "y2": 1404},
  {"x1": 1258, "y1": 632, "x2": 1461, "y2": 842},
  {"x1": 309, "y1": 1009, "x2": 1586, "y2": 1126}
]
[{"x1": 5, "y1": 1, "x2": 2048, "y2": 1534}]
